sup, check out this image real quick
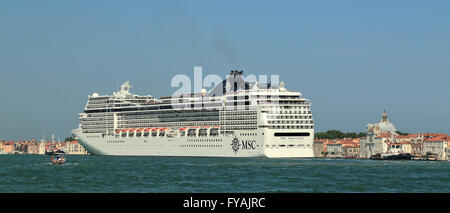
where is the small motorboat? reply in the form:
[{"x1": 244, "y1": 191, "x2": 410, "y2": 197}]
[
  {"x1": 46, "y1": 147, "x2": 66, "y2": 155},
  {"x1": 50, "y1": 150, "x2": 66, "y2": 165},
  {"x1": 426, "y1": 155, "x2": 437, "y2": 161}
]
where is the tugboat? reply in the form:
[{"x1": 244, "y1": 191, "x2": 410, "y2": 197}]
[
  {"x1": 370, "y1": 143, "x2": 412, "y2": 160},
  {"x1": 50, "y1": 149, "x2": 66, "y2": 165},
  {"x1": 370, "y1": 152, "x2": 412, "y2": 160}
]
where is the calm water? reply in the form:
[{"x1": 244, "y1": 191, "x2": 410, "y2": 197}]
[{"x1": 0, "y1": 155, "x2": 449, "y2": 193}]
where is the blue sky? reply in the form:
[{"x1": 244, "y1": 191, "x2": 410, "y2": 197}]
[{"x1": 1, "y1": 0, "x2": 449, "y2": 140}]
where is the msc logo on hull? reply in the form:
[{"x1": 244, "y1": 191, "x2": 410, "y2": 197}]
[{"x1": 231, "y1": 136, "x2": 256, "y2": 154}]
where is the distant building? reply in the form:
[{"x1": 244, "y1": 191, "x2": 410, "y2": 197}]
[
  {"x1": 327, "y1": 143, "x2": 343, "y2": 158},
  {"x1": 410, "y1": 135, "x2": 424, "y2": 157},
  {"x1": 342, "y1": 143, "x2": 359, "y2": 158},
  {"x1": 399, "y1": 142, "x2": 412, "y2": 154},
  {"x1": 38, "y1": 142, "x2": 46, "y2": 155},
  {"x1": 313, "y1": 140, "x2": 326, "y2": 157},
  {"x1": 360, "y1": 111, "x2": 397, "y2": 158},
  {"x1": 422, "y1": 134, "x2": 449, "y2": 161},
  {"x1": 3, "y1": 141, "x2": 16, "y2": 153},
  {"x1": 314, "y1": 138, "x2": 360, "y2": 158},
  {"x1": 447, "y1": 143, "x2": 450, "y2": 161},
  {"x1": 27, "y1": 140, "x2": 39, "y2": 154},
  {"x1": 366, "y1": 110, "x2": 397, "y2": 136},
  {"x1": 66, "y1": 141, "x2": 88, "y2": 155},
  {"x1": 360, "y1": 134, "x2": 389, "y2": 158},
  {"x1": 394, "y1": 134, "x2": 423, "y2": 156}
]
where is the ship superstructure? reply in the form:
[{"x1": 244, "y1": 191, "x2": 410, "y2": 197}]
[{"x1": 71, "y1": 71, "x2": 314, "y2": 157}]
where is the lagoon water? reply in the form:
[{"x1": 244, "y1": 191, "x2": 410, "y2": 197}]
[{"x1": 0, "y1": 155, "x2": 449, "y2": 193}]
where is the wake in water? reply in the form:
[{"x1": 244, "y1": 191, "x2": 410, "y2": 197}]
[{"x1": 40, "y1": 162, "x2": 80, "y2": 166}]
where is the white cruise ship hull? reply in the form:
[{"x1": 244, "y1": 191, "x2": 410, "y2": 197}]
[
  {"x1": 74, "y1": 73, "x2": 316, "y2": 158},
  {"x1": 72, "y1": 128, "x2": 314, "y2": 158}
]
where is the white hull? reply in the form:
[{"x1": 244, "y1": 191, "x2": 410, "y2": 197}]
[
  {"x1": 73, "y1": 128, "x2": 314, "y2": 158},
  {"x1": 73, "y1": 75, "x2": 316, "y2": 158}
]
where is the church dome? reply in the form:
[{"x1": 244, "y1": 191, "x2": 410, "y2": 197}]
[
  {"x1": 377, "y1": 110, "x2": 396, "y2": 133},
  {"x1": 378, "y1": 121, "x2": 396, "y2": 133}
]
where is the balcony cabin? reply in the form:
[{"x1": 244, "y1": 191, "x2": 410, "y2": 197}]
[
  {"x1": 187, "y1": 127, "x2": 198, "y2": 137},
  {"x1": 143, "y1": 129, "x2": 151, "y2": 137},
  {"x1": 179, "y1": 127, "x2": 187, "y2": 137},
  {"x1": 210, "y1": 127, "x2": 220, "y2": 137},
  {"x1": 151, "y1": 129, "x2": 159, "y2": 137},
  {"x1": 198, "y1": 127, "x2": 209, "y2": 137},
  {"x1": 128, "y1": 129, "x2": 135, "y2": 137}
]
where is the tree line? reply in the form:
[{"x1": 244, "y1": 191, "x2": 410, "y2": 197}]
[
  {"x1": 315, "y1": 130, "x2": 411, "y2": 139},
  {"x1": 315, "y1": 130, "x2": 367, "y2": 139}
]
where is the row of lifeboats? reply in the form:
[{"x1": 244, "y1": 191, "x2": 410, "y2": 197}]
[{"x1": 115, "y1": 126, "x2": 220, "y2": 133}]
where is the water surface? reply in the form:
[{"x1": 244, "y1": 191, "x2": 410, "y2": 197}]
[{"x1": 0, "y1": 155, "x2": 448, "y2": 192}]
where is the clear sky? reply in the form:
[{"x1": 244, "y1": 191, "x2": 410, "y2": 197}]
[{"x1": 1, "y1": 0, "x2": 449, "y2": 141}]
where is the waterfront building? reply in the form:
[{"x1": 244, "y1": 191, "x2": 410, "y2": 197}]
[
  {"x1": 422, "y1": 134, "x2": 449, "y2": 161},
  {"x1": 410, "y1": 134, "x2": 425, "y2": 157},
  {"x1": 342, "y1": 143, "x2": 359, "y2": 158},
  {"x1": 360, "y1": 111, "x2": 397, "y2": 158},
  {"x1": 313, "y1": 140, "x2": 326, "y2": 157},
  {"x1": 28, "y1": 140, "x2": 39, "y2": 154},
  {"x1": 38, "y1": 141, "x2": 46, "y2": 155},
  {"x1": 3, "y1": 141, "x2": 16, "y2": 153},
  {"x1": 12, "y1": 140, "x2": 39, "y2": 154},
  {"x1": 360, "y1": 133, "x2": 391, "y2": 158},
  {"x1": 66, "y1": 141, "x2": 88, "y2": 155},
  {"x1": 327, "y1": 143, "x2": 343, "y2": 158},
  {"x1": 447, "y1": 143, "x2": 450, "y2": 161},
  {"x1": 399, "y1": 141, "x2": 412, "y2": 154},
  {"x1": 313, "y1": 138, "x2": 360, "y2": 158},
  {"x1": 394, "y1": 134, "x2": 419, "y2": 156}
]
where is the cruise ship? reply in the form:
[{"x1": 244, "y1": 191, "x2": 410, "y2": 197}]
[{"x1": 71, "y1": 71, "x2": 314, "y2": 157}]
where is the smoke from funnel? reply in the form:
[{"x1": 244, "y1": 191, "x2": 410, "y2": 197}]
[{"x1": 213, "y1": 26, "x2": 241, "y2": 68}]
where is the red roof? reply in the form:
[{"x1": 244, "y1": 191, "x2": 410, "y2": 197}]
[
  {"x1": 424, "y1": 134, "x2": 450, "y2": 142},
  {"x1": 376, "y1": 132, "x2": 392, "y2": 138},
  {"x1": 342, "y1": 144, "x2": 359, "y2": 148}
]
